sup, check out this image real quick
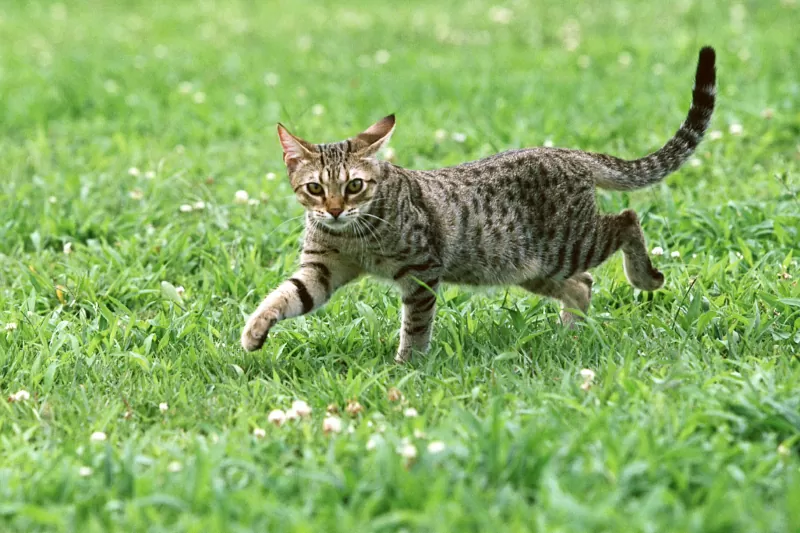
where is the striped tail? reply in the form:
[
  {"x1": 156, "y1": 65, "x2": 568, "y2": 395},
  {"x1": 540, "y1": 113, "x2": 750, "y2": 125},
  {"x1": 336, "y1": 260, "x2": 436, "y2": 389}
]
[{"x1": 593, "y1": 46, "x2": 716, "y2": 191}]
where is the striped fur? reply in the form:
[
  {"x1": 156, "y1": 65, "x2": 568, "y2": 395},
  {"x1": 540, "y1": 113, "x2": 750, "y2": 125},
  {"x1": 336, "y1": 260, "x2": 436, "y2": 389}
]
[{"x1": 241, "y1": 47, "x2": 717, "y2": 362}]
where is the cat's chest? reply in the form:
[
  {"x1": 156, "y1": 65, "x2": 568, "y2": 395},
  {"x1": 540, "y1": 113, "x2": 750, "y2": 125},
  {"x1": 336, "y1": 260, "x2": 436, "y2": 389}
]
[{"x1": 348, "y1": 251, "x2": 415, "y2": 281}]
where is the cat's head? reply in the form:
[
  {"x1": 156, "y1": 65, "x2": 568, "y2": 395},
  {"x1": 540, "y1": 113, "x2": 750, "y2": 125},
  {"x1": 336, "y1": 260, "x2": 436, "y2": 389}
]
[{"x1": 277, "y1": 114, "x2": 395, "y2": 231}]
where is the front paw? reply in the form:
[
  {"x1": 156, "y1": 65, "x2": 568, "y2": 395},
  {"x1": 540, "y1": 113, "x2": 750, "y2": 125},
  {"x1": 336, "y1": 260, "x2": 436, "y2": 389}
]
[{"x1": 241, "y1": 309, "x2": 279, "y2": 351}]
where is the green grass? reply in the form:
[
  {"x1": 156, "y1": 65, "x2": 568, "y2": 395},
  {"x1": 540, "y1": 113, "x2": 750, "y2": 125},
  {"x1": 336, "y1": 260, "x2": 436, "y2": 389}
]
[{"x1": 1, "y1": 0, "x2": 799, "y2": 531}]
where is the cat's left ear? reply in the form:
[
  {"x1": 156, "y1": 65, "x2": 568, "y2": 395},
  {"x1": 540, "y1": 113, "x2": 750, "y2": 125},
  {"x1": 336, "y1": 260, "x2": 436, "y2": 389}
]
[{"x1": 352, "y1": 114, "x2": 395, "y2": 158}]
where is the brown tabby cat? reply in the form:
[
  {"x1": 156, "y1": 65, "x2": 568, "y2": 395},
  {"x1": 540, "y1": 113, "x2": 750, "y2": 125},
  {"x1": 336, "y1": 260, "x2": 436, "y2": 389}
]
[{"x1": 241, "y1": 47, "x2": 716, "y2": 362}]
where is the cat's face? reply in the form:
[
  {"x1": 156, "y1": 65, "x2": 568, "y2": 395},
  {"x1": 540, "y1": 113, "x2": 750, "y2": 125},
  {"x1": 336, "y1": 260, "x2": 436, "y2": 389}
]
[{"x1": 277, "y1": 115, "x2": 394, "y2": 231}]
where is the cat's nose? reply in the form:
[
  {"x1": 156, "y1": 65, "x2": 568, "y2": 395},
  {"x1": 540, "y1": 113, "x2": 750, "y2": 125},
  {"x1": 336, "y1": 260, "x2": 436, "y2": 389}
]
[{"x1": 328, "y1": 207, "x2": 344, "y2": 219}]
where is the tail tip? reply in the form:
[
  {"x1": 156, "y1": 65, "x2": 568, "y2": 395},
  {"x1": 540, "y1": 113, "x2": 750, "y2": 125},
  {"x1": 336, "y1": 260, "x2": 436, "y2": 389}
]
[
  {"x1": 696, "y1": 46, "x2": 716, "y2": 86},
  {"x1": 698, "y1": 46, "x2": 716, "y2": 64}
]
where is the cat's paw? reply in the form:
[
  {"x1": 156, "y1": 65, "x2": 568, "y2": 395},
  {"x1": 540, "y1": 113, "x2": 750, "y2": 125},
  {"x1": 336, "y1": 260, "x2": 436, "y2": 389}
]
[
  {"x1": 241, "y1": 309, "x2": 279, "y2": 351},
  {"x1": 394, "y1": 348, "x2": 412, "y2": 364}
]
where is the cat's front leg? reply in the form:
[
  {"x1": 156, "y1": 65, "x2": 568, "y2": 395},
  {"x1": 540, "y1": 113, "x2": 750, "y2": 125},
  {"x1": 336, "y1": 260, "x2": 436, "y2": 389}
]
[
  {"x1": 395, "y1": 276, "x2": 440, "y2": 363},
  {"x1": 241, "y1": 255, "x2": 360, "y2": 351}
]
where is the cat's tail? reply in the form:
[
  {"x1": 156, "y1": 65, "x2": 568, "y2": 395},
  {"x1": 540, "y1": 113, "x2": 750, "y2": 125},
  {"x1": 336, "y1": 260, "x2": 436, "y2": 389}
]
[{"x1": 592, "y1": 46, "x2": 716, "y2": 191}]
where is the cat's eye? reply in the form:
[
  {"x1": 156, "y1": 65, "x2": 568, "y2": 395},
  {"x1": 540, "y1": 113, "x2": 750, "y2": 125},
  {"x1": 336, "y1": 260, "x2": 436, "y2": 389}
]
[
  {"x1": 346, "y1": 179, "x2": 364, "y2": 194},
  {"x1": 306, "y1": 183, "x2": 324, "y2": 196}
]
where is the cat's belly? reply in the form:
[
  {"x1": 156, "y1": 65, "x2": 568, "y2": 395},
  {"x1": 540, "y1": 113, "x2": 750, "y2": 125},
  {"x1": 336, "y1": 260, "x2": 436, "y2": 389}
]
[{"x1": 442, "y1": 256, "x2": 544, "y2": 286}]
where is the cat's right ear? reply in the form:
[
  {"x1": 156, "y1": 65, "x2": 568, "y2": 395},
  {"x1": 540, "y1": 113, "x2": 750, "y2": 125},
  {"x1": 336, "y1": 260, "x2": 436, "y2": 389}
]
[
  {"x1": 277, "y1": 124, "x2": 315, "y2": 172},
  {"x1": 352, "y1": 114, "x2": 396, "y2": 158}
]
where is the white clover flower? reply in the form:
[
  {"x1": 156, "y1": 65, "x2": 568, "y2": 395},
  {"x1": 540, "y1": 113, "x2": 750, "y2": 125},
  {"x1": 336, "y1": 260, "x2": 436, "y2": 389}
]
[
  {"x1": 311, "y1": 104, "x2": 325, "y2": 116},
  {"x1": 451, "y1": 132, "x2": 467, "y2": 143},
  {"x1": 670, "y1": 251, "x2": 681, "y2": 258},
  {"x1": 144, "y1": 170, "x2": 156, "y2": 180},
  {"x1": 403, "y1": 407, "x2": 418, "y2": 418},
  {"x1": 179, "y1": 204, "x2": 193, "y2": 213},
  {"x1": 48, "y1": 196, "x2": 57, "y2": 204},
  {"x1": 268, "y1": 409, "x2": 286, "y2": 427},
  {"x1": 10, "y1": 389, "x2": 30, "y2": 401},
  {"x1": 193, "y1": 91, "x2": 206, "y2": 104},
  {"x1": 366, "y1": 435, "x2": 382, "y2": 451},
  {"x1": 374, "y1": 49, "x2": 391, "y2": 64},
  {"x1": 253, "y1": 427, "x2": 266, "y2": 438},
  {"x1": 322, "y1": 415, "x2": 343, "y2": 434},
  {"x1": 777, "y1": 443, "x2": 790, "y2": 457},
  {"x1": 434, "y1": 129, "x2": 447, "y2": 142},
  {"x1": 104, "y1": 80, "x2": 119, "y2": 94},
  {"x1": 78, "y1": 466, "x2": 93, "y2": 477},
  {"x1": 382, "y1": 147, "x2": 396, "y2": 162},
  {"x1": 690, "y1": 157, "x2": 702, "y2": 168},
  {"x1": 618, "y1": 52, "x2": 632, "y2": 68},
  {"x1": 174, "y1": 286, "x2": 185, "y2": 296},
  {"x1": 427, "y1": 441, "x2": 446, "y2": 454},
  {"x1": 159, "y1": 402, "x2": 169, "y2": 413},
  {"x1": 289, "y1": 400, "x2": 311, "y2": 417},
  {"x1": 543, "y1": 138, "x2": 554, "y2": 148},
  {"x1": 63, "y1": 242, "x2": 73, "y2": 254},
  {"x1": 285, "y1": 408, "x2": 300, "y2": 421},
  {"x1": 397, "y1": 442, "x2": 418, "y2": 459},
  {"x1": 488, "y1": 6, "x2": 513, "y2": 24},
  {"x1": 651, "y1": 246, "x2": 664, "y2": 256},
  {"x1": 90, "y1": 431, "x2": 107, "y2": 442},
  {"x1": 167, "y1": 461, "x2": 182, "y2": 472},
  {"x1": 729, "y1": 123, "x2": 743, "y2": 136},
  {"x1": 579, "y1": 368, "x2": 595, "y2": 381},
  {"x1": 128, "y1": 167, "x2": 141, "y2": 176},
  {"x1": 234, "y1": 190, "x2": 250, "y2": 204},
  {"x1": 263, "y1": 72, "x2": 280, "y2": 86},
  {"x1": 265, "y1": 172, "x2": 277, "y2": 181},
  {"x1": 192, "y1": 200, "x2": 206, "y2": 210},
  {"x1": 4, "y1": 322, "x2": 18, "y2": 331},
  {"x1": 128, "y1": 189, "x2": 144, "y2": 201},
  {"x1": 248, "y1": 198, "x2": 260, "y2": 206},
  {"x1": 708, "y1": 130, "x2": 723, "y2": 141}
]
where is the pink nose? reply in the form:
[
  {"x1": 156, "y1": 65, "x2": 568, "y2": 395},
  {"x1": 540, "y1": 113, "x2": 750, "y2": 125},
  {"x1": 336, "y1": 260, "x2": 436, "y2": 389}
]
[{"x1": 328, "y1": 207, "x2": 344, "y2": 218}]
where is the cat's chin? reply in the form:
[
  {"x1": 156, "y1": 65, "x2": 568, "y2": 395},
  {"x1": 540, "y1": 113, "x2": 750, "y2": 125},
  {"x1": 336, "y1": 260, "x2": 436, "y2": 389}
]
[{"x1": 317, "y1": 219, "x2": 353, "y2": 231}]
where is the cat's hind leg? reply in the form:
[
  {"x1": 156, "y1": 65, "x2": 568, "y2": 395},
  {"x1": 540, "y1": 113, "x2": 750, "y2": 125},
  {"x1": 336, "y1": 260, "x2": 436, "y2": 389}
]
[{"x1": 521, "y1": 273, "x2": 593, "y2": 327}]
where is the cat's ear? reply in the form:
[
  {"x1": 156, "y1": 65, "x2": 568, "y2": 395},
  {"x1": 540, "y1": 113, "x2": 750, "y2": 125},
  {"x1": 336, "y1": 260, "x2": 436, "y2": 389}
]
[
  {"x1": 277, "y1": 124, "x2": 315, "y2": 172},
  {"x1": 352, "y1": 114, "x2": 395, "y2": 158}
]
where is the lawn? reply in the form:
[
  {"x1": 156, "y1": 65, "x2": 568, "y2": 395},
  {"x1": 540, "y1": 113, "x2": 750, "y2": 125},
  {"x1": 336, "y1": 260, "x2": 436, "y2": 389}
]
[{"x1": 1, "y1": 0, "x2": 799, "y2": 531}]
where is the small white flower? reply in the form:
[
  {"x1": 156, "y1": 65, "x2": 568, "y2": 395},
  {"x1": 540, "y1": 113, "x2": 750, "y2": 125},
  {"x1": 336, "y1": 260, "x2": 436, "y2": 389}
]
[
  {"x1": 690, "y1": 157, "x2": 702, "y2": 167},
  {"x1": 618, "y1": 52, "x2": 632, "y2": 68},
  {"x1": 322, "y1": 415, "x2": 343, "y2": 434},
  {"x1": 167, "y1": 461, "x2": 182, "y2": 472},
  {"x1": 397, "y1": 442, "x2": 418, "y2": 459},
  {"x1": 265, "y1": 172, "x2": 277, "y2": 181},
  {"x1": 403, "y1": 407, "x2": 418, "y2": 418},
  {"x1": 193, "y1": 91, "x2": 206, "y2": 104},
  {"x1": 374, "y1": 49, "x2": 391, "y2": 64},
  {"x1": 778, "y1": 443, "x2": 790, "y2": 457},
  {"x1": 179, "y1": 204, "x2": 193, "y2": 213},
  {"x1": 670, "y1": 251, "x2": 681, "y2": 258},
  {"x1": 174, "y1": 286, "x2": 185, "y2": 296},
  {"x1": 128, "y1": 167, "x2": 140, "y2": 177},
  {"x1": 708, "y1": 130, "x2": 723, "y2": 141},
  {"x1": 159, "y1": 402, "x2": 169, "y2": 413},
  {"x1": 488, "y1": 6, "x2": 513, "y2": 24},
  {"x1": 366, "y1": 435, "x2": 382, "y2": 451},
  {"x1": 427, "y1": 441, "x2": 446, "y2": 454},
  {"x1": 451, "y1": 132, "x2": 467, "y2": 143},
  {"x1": 311, "y1": 104, "x2": 325, "y2": 116},
  {"x1": 413, "y1": 429, "x2": 427, "y2": 439},
  {"x1": 234, "y1": 93, "x2": 248, "y2": 106},
  {"x1": 263, "y1": 72, "x2": 280, "y2": 87},
  {"x1": 90, "y1": 431, "x2": 107, "y2": 442},
  {"x1": 760, "y1": 108, "x2": 774, "y2": 120},
  {"x1": 78, "y1": 466, "x2": 93, "y2": 477},
  {"x1": 248, "y1": 198, "x2": 260, "y2": 206},
  {"x1": 729, "y1": 123, "x2": 743, "y2": 136},
  {"x1": 48, "y1": 196, "x2": 57, "y2": 204},
  {"x1": 10, "y1": 389, "x2": 30, "y2": 401},
  {"x1": 234, "y1": 190, "x2": 250, "y2": 204},
  {"x1": 543, "y1": 138, "x2": 554, "y2": 148},
  {"x1": 285, "y1": 408, "x2": 300, "y2": 421},
  {"x1": 268, "y1": 409, "x2": 286, "y2": 426},
  {"x1": 579, "y1": 368, "x2": 596, "y2": 381},
  {"x1": 382, "y1": 147, "x2": 396, "y2": 162},
  {"x1": 128, "y1": 189, "x2": 144, "y2": 201},
  {"x1": 192, "y1": 200, "x2": 206, "y2": 210},
  {"x1": 434, "y1": 129, "x2": 447, "y2": 142},
  {"x1": 144, "y1": 170, "x2": 156, "y2": 180},
  {"x1": 63, "y1": 242, "x2": 72, "y2": 254},
  {"x1": 651, "y1": 246, "x2": 664, "y2": 256},
  {"x1": 291, "y1": 400, "x2": 312, "y2": 418},
  {"x1": 5, "y1": 322, "x2": 18, "y2": 331},
  {"x1": 253, "y1": 427, "x2": 266, "y2": 438},
  {"x1": 104, "y1": 80, "x2": 119, "y2": 94}
]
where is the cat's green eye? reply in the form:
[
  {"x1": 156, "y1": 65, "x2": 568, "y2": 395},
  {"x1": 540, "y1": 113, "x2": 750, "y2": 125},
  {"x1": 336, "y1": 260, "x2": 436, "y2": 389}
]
[
  {"x1": 346, "y1": 179, "x2": 364, "y2": 194},
  {"x1": 306, "y1": 182, "x2": 324, "y2": 196}
]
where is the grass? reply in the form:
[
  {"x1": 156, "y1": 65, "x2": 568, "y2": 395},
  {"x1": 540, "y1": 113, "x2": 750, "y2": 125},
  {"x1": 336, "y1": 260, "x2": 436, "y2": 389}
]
[{"x1": 1, "y1": 0, "x2": 799, "y2": 531}]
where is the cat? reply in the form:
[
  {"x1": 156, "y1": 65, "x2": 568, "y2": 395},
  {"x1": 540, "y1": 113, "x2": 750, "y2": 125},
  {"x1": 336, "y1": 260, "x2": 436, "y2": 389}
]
[{"x1": 241, "y1": 46, "x2": 716, "y2": 363}]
